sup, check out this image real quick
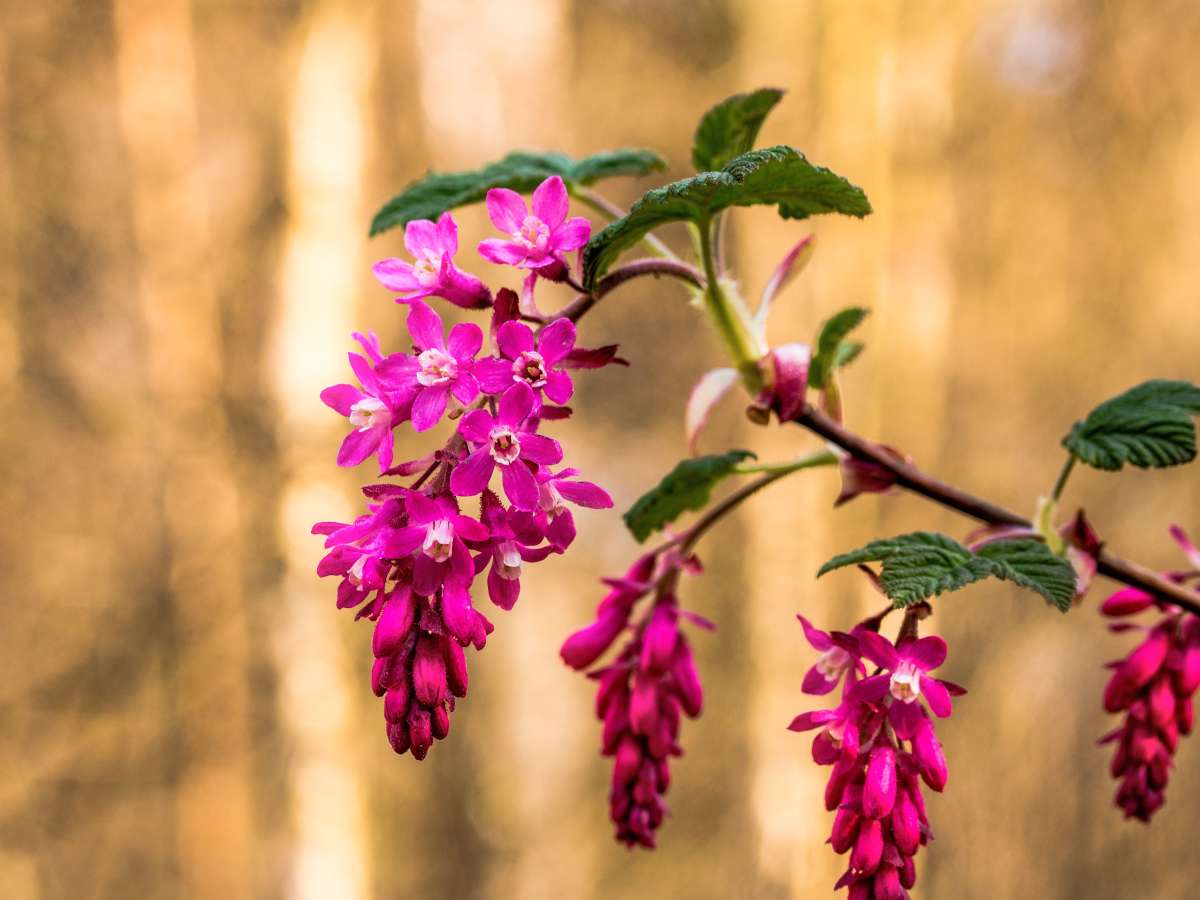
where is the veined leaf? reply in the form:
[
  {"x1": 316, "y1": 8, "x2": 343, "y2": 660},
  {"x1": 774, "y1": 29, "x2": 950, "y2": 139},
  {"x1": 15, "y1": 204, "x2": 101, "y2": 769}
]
[
  {"x1": 819, "y1": 532, "x2": 1075, "y2": 611},
  {"x1": 582, "y1": 146, "x2": 872, "y2": 289},
  {"x1": 623, "y1": 450, "x2": 755, "y2": 543},
  {"x1": 1063, "y1": 379, "x2": 1200, "y2": 471},
  {"x1": 692, "y1": 87, "x2": 784, "y2": 172},
  {"x1": 809, "y1": 307, "x2": 870, "y2": 390},
  {"x1": 370, "y1": 148, "x2": 666, "y2": 236}
]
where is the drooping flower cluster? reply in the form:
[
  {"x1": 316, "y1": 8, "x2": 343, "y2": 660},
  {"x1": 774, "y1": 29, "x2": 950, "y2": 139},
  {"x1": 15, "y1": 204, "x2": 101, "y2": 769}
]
[
  {"x1": 315, "y1": 177, "x2": 616, "y2": 758},
  {"x1": 1099, "y1": 525, "x2": 1200, "y2": 821},
  {"x1": 789, "y1": 616, "x2": 965, "y2": 899},
  {"x1": 560, "y1": 551, "x2": 709, "y2": 848}
]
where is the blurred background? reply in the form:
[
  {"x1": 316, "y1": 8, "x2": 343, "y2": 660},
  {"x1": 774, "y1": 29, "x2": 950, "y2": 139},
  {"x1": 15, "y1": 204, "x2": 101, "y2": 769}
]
[{"x1": 3, "y1": 0, "x2": 1200, "y2": 897}]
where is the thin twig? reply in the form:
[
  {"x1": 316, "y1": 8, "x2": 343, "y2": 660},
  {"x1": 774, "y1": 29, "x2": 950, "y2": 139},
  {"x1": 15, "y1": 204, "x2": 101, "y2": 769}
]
[
  {"x1": 553, "y1": 258, "x2": 704, "y2": 325},
  {"x1": 793, "y1": 404, "x2": 1200, "y2": 616}
]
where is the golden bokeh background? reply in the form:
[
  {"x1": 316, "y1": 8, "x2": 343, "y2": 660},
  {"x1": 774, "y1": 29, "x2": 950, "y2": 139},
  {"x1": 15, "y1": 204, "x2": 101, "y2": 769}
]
[{"x1": 4, "y1": 1, "x2": 1200, "y2": 898}]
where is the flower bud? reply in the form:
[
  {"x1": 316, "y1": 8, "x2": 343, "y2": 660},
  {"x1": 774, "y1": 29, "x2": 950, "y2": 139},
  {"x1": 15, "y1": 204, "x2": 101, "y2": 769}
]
[{"x1": 863, "y1": 745, "x2": 897, "y2": 819}]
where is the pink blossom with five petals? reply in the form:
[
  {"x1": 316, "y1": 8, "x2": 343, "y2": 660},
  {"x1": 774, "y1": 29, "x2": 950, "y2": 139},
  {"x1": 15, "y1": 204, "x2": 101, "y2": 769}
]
[
  {"x1": 476, "y1": 317, "x2": 577, "y2": 404},
  {"x1": 372, "y1": 212, "x2": 491, "y2": 309},
  {"x1": 477, "y1": 175, "x2": 591, "y2": 274}
]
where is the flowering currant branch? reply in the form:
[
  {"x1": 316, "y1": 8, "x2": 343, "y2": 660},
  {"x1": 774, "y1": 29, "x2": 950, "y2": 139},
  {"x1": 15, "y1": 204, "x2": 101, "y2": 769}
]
[{"x1": 318, "y1": 85, "x2": 1200, "y2": 897}]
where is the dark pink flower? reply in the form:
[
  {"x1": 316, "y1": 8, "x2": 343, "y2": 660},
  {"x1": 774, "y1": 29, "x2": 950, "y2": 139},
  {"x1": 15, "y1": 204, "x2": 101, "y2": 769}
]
[
  {"x1": 372, "y1": 212, "x2": 491, "y2": 309},
  {"x1": 376, "y1": 300, "x2": 482, "y2": 432},
  {"x1": 469, "y1": 491, "x2": 553, "y2": 610},
  {"x1": 381, "y1": 492, "x2": 489, "y2": 596},
  {"x1": 797, "y1": 615, "x2": 864, "y2": 696},
  {"x1": 855, "y1": 631, "x2": 963, "y2": 740},
  {"x1": 1099, "y1": 524, "x2": 1200, "y2": 821},
  {"x1": 320, "y1": 334, "x2": 415, "y2": 471},
  {"x1": 536, "y1": 467, "x2": 614, "y2": 551},
  {"x1": 476, "y1": 318, "x2": 577, "y2": 404},
  {"x1": 477, "y1": 175, "x2": 591, "y2": 275},
  {"x1": 449, "y1": 382, "x2": 562, "y2": 511}
]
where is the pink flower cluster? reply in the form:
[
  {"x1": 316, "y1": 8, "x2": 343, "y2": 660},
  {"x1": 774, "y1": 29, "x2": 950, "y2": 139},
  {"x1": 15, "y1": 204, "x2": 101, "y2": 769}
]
[
  {"x1": 560, "y1": 551, "x2": 709, "y2": 848},
  {"x1": 315, "y1": 177, "x2": 616, "y2": 758},
  {"x1": 1099, "y1": 525, "x2": 1200, "y2": 821},
  {"x1": 789, "y1": 617, "x2": 965, "y2": 899}
]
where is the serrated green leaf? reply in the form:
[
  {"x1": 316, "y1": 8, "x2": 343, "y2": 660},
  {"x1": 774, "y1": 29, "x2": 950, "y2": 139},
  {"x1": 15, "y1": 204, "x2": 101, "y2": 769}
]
[
  {"x1": 818, "y1": 532, "x2": 990, "y2": 606},
  {"x1": 692, "y1": 88, "x2": 784, "y2": 172},
  {"x1": 809, "y1": 307, "x2": 870, "y2": 389},
  {"x1": 583, "y1": 146, "x2": 872, "y2": 289},
  {"x1": 1063, "y1": 379, "x2": 1200, "y2": 471},
  {"x1": 369, "y1": 148, "x2": 666, "y2": 236},
  {"x1": 623, "y1": 450, "x2": 756, "y2": 543},
  {"x1": 974, "y1": 539, "x2": 1077, "y2": 612},
  {"x1": 819, "y1": 532, "x2": 1078, "y2": 610}
]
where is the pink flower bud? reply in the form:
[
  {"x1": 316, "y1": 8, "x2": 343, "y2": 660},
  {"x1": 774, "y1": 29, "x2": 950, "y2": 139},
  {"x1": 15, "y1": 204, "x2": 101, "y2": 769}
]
[
  {"x1": 830, "y1": 806, "x2": 860, "y2": 854},
  {"x1": 670, "y1": 643, "x2": 704, "y2": 717},
  {"x1": 912, "y1": 719, "x2": 948, "y2": 792},
  {"x1": 560, "y1": 606, "x2": 628, "y2": 670},
  {"x1": 629, "y1": 672, "x2": 660, "y2": 736},
  {"x1": 408, "y1": 708, "x2": 433, "y2": 760},
  {"x1": 443, "y1": 636, "x2": 469, "y2": 698},
  {"x1": 384, "y1": 682, "x2": 409, "y2": 723},
  {"x1": 640, "y1": 604, "x2": 678, "y2": 674},
  {"x1": 431, "y1": 703, "x2": 450, "y2": 740},
  {"x1": 412, "y1": 635, "x2": 448, "y2": 707},
  {"x1": 890, "y1": 788, "x2": 921, "y2": 855},
  {"x1": 863, "y1": 745, "x2": 897, "y2": 819},
  {"x1": 372, "y1": 590, "x2": 415, "y2": 658},
  {"x1": 849, "y1": 817, "x2": 883, "y2": 874}
]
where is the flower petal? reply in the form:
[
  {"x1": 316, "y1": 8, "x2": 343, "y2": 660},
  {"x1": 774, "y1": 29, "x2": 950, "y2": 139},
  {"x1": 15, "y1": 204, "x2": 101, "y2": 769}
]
[
  {"x1": 321, "y1": 383, "x2": 362, "y2": 417},
  {"x1": 451, "y1": 371, "x2": 479, "y2": 406},
  {"x1": 802, "y1": 666, "x2": 837, "y2": 695},
  {"x1": 498, "y1": 382, "x2": 535, "y2": 426},
  {"x1": 531, "y1": 175, "x2": 568, "y2": 228},
  {"x1": 537, "y1": 317, "x2": 576, "y2": 363},
  {"x1": 406, "y1": 300, "x2": 444, "y2": 351},
  {"x1": 1101, "y1": 588, "x2": 1156, "y2": 617},
  {"x1": 796, "y1": 614, "x2": 834, "y2": 652},
  {"x1": 551, "y1": 216, "x2": 592, "y2": 251},
  {"x1": 449, "y1": 448, "x2": 495, "y2": 497},
  {"x1": 501, "y1": 462, "x2": 539, "y2": 511},
  {"x1": 435, "y1": 211, "x2": 459, "y2": 255},
  {"x1": 786, "y1": 709, "x2": 839, "y2": 732},
  {"x1": 458, "y1": 408, "x2": 494, "y2": 444},
  {"x1": 497, "y1": 320, "x2": 535, "y2": 359},
  {"x1": 475, "y1": 357, "x2": 516, "y2": 394},
  {"x1": 903, "y1": 635, "x2": 947, "y2": 671},
  {"x1": 410, "y1": 385, "x2": 449, "y2": 432},
  {"x1": 922, "y1": 678, "x2": 953, "y2": 718},
  {"x1": 336, "y1": 427, "x2": 379, "y2": 467},
  {"x1": 554, "y1": 479, "x2": 612, "y2": 508},
  {"x1": 403, "y1": 218, "x2": 439, "y2": 257},
  {"x1": 518, "y1": 433, "x2": 562, "y2": 465},
  {"x1": 478, "y1": 238, "x2": 528, "y2": 266},
  {"x1": 447, "y1": 322, "x2": 483, "y2": 362},
  {"x1": 485, "y1": 187, "x2": 527, "y2": 233},
  {"x1": 372, "y1": 258, "x2": 420, "y2": 293},
  {"x1": 857, "y1": 631, "x2": 900, "y2": 670}
]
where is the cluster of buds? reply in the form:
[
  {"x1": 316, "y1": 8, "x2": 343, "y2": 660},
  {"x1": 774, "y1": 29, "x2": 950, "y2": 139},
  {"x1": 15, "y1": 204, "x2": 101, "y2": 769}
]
[
  {"x1": 314, "y1": 177, "x2": 615, "y2": 758},
  {"x1": 1099, "y1": 525, "x2": 1200, "y2": 820},
  {"x1": 560, "y1": 551, "x2": 709, "y2": 848},
  {"x1": 789, "y1": 613, "x2": 965, "y2": 899}
]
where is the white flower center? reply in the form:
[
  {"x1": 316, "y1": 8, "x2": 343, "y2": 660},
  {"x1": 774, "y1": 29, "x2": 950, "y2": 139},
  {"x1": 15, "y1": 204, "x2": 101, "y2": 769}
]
[
  {"x1": 349, "y1": 397, "x2": 388, "y2": 431},
  {"x1": 496, "y1": 540, "x2": 522, "y2": 580},
  {"x1": 512, "y1": 350, "x2": 547, "y2": 388},
  {"x1": 412, "y1": 251, "x2": 442, "y2": 287},
  {"x1": 348, "y1": 556, "x2": 367, "y2": 586},
  {"x1": 515, "y1": 216, "x2": 550, "y2": 252},
  {"x1": 889, "y1": 661, "x2": 922, "y2": 704},
  {"x1": 489, "y1": 426, "x2": 521, "y2": 465},
  {"x1": 422, "y1": 519, "x2": 454, "y2": 563},
  {"x1": 417, "y1": 348, "x2": 458, "y2": 386},
  {"x1": 815, "y1": 646, "x2": 853, "y2": 681}
]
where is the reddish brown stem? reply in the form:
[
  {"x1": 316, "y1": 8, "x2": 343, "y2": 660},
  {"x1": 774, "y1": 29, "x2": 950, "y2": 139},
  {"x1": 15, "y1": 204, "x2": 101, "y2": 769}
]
[
  {"x1": 553, "y1": 258, "x2": 704, "y2": 324},
  {"x1": 793, "y1": 404, "x2": 1200, "y2": 616}
]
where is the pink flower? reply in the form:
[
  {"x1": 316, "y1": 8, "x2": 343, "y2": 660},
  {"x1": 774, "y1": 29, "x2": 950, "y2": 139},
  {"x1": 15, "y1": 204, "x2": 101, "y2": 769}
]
[
  {"x1": 376, "y1": 300, "x2": 482, "y2": 432},
  {"x1": 797, "y1": 615, "x2": 864, "y2": 696},
  {"x1": 477, "y1": 175, "x2": 591, "y2": 275},
  {"x1": 476, "y1": 318, "x2": 577, "y2": 404},
  {"x1": 855, "y1": 631, "x2": 964, "y2": 740},
  {"x1": 1099, "y1": 524, "x2": 1200, "y2": 821},
  {"x1": 449, "y1": 382, "x2": 563, "y2": 511},
  {"x1": 372, "y1": 212, "x2": 491, "y2": 309},
  {"x1": 320, "y1": 334, "x2": 414, "y2": 471},
  {"x1": 536, "y1": 467, "x2": 614, "y2": 551},
  {"x1": 469, "y1": 491, "x2": 553, "y2": 610},
  {"x1": 380, "y1": 492, "x2": 490, "y2": 596}
]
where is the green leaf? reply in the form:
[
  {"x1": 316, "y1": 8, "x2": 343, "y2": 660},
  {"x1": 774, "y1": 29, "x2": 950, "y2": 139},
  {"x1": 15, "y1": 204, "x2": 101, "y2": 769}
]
[
  {"x1": 369, "y1": 148, "x2": 666, "y2": 236},
  {"x1": 818, "y1": 532, "x2": 992, "y2": 606},
  {"x1": 623, "y1": 450, "x2": 756, "y2": 543},
  {"x1": 974, "y1": 539, "x2": 1077, "y2": 612},
  {"x1": 834, "y1": 340, "x2": 865, "y2": 370},
  {"x1": 583, "y1": 146, "x2": 872, "y2": 289},
  {"x1": 809, "y1": 307, "x2": 870, "y2": 389},
  {"x1": 692, "y1": 88, "x2": 784, "y2": 172},
  {"x1": 1063, "y1": 379, "x2": 1200, "y2": 471},
  {"x1": 818, "y1": 533, "x2": 1076, "y2": 610}
]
